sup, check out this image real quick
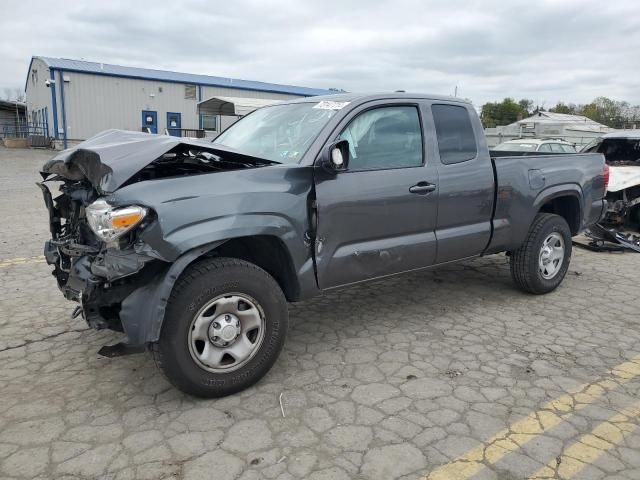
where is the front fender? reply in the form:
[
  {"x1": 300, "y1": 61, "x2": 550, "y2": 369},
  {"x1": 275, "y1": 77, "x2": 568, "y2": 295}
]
[
  {"x1": 162, "y1": 213, "x2": 301, "y2": 259},
  {"x1": 118, "y1": 241, "x2": 225, "y2": 346}
]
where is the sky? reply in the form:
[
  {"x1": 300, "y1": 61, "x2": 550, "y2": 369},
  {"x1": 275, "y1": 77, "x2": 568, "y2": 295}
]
[{"x1": 2, "y1": 0, "x2": 639, "y2": 107}]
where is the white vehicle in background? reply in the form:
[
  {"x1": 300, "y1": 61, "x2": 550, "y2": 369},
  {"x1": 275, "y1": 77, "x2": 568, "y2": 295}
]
[{"x1": 493, "y1": 138, "x2": 577, "y2": 153}]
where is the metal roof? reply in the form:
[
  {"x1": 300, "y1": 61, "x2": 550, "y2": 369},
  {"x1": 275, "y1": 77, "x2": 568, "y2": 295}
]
[
  {"x1": 602, "y1": 129, "x2": 640, "y2": 139},
  {"x1": 198, "y1": 96, "x2": 283, "y2": 116},
  {"x1": 520, "y1": 111, "x2": 604, "y2": 124},
  {"x1": 510, "y1": 111, "x2": 611, "y2": 133},
  {"x1": 27, "y1": 56, "x2": 335, "y2": 97},
  {"x1": 0, "y1": 100, "x2": 26, "y2": 112}
]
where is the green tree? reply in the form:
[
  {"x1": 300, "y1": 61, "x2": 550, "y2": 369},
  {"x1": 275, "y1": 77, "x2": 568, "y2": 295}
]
[
  {"x1": 518, "y1": 99, "x2": 534, "y2": 116},
  {"x1": 580, "y1": 97, "x2": 629, "y2": 127},
  {"x1": 549, "y1": 102, "x2": 577, "y2": 115},
  {"x1": 480, "y1": 98, "x2": 531, "y2": 128}
]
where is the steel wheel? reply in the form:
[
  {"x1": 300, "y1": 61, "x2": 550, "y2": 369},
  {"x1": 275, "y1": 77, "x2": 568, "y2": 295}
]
[
  {"x1": 538, "y1": 232, "x2": 565, "y2": 279},
  {"x1": 188, "y1": 293, "x2": 265, "y2": 373}
]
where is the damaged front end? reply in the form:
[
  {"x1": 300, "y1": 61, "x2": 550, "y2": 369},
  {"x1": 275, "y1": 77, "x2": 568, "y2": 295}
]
[
  {"x1": 38, "y1": 177, "x2": 162, "y2": 333},
  {"x1": 39, "y1": 130, "x2": 278, "y2": 349}
]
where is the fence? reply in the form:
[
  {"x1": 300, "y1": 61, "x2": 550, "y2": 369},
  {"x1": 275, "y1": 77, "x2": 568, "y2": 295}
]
[{"x1": 0, "y1": 122, "x2": 48, "y2": 139}]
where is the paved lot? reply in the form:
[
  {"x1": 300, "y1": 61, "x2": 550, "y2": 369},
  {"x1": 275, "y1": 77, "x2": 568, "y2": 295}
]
[{"x1": 1, "y1": 145, "x2": 640, "y2": 480}]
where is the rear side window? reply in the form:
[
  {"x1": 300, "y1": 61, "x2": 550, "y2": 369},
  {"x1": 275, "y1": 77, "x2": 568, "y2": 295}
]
[{"x1": 432, "y1": 104, "x2": 477, "y2": 164}]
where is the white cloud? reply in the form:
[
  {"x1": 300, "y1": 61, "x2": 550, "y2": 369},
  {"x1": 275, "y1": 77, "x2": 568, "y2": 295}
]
[{"x1": 1, "y1": 0, "x2": 639, "y2": 105}]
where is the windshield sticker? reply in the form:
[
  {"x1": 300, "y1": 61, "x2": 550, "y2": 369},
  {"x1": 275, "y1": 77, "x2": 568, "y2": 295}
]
[{"x1": 313, "y1": 101, "x2": 350, "y2": 110}]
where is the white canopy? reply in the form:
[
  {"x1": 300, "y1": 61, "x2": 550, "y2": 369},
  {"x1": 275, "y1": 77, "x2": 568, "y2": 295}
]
[{"x1": 197, "y1": 96, "x2": 282, "y2": 116}]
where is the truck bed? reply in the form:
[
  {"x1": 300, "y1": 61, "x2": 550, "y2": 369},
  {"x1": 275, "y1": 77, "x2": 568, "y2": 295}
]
[{"x1": 484, "y1": 152, "x2": 606, "y2": 254}]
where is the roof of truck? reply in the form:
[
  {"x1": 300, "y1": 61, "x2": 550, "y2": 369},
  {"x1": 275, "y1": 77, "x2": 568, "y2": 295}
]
[{"x1": 285, "y1": 92, "x2": 471, "y2": 104}]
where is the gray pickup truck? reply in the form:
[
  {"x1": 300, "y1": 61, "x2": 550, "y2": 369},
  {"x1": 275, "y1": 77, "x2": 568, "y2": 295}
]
[{"x1": 39, "y1": 93, "x2": 608, "y2": 397}]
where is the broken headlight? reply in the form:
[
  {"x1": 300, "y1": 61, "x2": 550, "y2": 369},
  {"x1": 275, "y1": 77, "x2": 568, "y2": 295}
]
[{"x1": 85, "y1": 199, "x2": 148, "y2": 242}]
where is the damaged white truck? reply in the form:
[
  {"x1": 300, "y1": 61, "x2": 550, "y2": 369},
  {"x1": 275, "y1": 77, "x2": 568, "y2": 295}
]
[{"x1": 38, "y1": 94, "x2": 608, "y2": 397}]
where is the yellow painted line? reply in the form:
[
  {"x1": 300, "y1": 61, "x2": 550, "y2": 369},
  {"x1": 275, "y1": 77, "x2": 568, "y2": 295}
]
[
  {"x1": 0, "y1": 255, "x2": 45, "y2": 268},
  {"x1": 529, "y1": 402, "x2": 640, "y2": 479},
  {"x1": 423, "y1": 355, "x2": 640, "y2": 480}
]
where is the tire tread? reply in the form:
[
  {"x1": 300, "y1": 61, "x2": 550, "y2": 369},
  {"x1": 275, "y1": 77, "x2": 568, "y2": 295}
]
[
  {"x1": 510, "y1": 213, "x2": 571, "y2": 294},
  {"x1": 150, "y1": 256, "x2": 287, "y2": 397}
]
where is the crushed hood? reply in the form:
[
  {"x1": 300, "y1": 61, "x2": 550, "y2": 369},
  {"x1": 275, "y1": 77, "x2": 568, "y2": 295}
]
[
  {"x1": 41, "y1": 129, "x2": 258, "y2": 194},
  {"x1": 608, "y1": 166, "x2": 640, "y2": 192}
]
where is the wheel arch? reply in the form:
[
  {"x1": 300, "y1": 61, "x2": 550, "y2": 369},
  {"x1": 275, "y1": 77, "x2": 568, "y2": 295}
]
[
  {"x1": 534, "y1": 186, "x2": 583, "y2": 235},
  {"x1": 119, "y1": 235, "x2": 300, "y2": 346},
  {"x1": 207, "y1": 235, "x2": 301, "y2": 302}
]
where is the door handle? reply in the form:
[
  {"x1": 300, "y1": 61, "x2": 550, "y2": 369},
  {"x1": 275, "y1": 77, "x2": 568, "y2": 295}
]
[{"x1": 409, "y1": 182, "x2": 436, "y2": 195}]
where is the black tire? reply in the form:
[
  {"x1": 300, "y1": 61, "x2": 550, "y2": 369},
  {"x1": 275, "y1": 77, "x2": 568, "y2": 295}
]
[
  {"x1": 509, "y1": 213, "x2": 572, "y2": 294},
  {"x1": 151, "y1": 257, "x2": 288, "y2": 397}
]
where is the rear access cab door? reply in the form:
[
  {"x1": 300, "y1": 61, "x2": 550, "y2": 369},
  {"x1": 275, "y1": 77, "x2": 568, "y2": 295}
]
[
  {"x1": 428, "y1": 103, "x2": 494, "y2": 263},
  {"x1": 312, "y1": 99, "x2": 439, "y2": 289}
]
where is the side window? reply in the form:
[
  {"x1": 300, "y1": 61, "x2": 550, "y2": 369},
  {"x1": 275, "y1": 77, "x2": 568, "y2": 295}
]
[
  {"x1": 432, "y1": 104, "x2": 477, "y2": 164},
  {"x1": 538, "y1": 143, "x2": 552, "y2": 152},
  {"x1": 339, "y1": 106, "x2": 423, "y2": 171},
  {"x1": 561, "y1": 144, "x2": 576, "y2": 153},
  {"x1": 550, "y1": 143, "x2": 564, "y2": 153}
]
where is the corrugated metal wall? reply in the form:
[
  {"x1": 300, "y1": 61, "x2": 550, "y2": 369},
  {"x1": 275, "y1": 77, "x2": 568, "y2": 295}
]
[
  {"x1": 25, "y1": 58, "x2": 55, "y2": 138},
  {"x1": 26, "y1": 62, "x2": 307, "y2": 141}
]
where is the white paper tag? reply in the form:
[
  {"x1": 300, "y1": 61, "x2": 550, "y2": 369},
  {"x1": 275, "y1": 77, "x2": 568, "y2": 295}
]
[{"x1": 313, "y1": 101, "x2": 350, "y2": 110}]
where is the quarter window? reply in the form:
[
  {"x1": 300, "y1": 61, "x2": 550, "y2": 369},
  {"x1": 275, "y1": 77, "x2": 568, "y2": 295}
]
[
  {"x1": 432, "y1": 104, "x2": 478, "y2": 164},
  {"x1": 339, "y1": 106, "x2": 423, "y2": 171}
]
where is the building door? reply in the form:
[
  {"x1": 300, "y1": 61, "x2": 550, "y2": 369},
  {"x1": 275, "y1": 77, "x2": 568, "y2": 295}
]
[
  {"x1": 167, "y1": 112, "x2": 182, "y2": 137},
  {"x1": 141, "y1": 110, "x2": 157, "y2": 134}
]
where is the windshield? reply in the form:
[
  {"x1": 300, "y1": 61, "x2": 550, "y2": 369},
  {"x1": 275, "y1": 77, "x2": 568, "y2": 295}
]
[
  {"x1": 493, "y1": 142, "x2": 538, "y2": 152},
  {"x1": 213, "y1": 103, "x2": 338, "y2": 164}
]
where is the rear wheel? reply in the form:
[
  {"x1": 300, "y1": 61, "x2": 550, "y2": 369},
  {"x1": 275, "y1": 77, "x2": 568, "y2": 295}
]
[
  {"x1": 510, "y1": 213, "x2": 572, "y2": 294},
  {"x1": 151, "y1": 257, "x2": 288, "y2": 397}
]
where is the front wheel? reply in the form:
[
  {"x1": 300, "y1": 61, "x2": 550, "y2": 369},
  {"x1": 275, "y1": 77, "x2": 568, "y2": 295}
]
[
  {"x1": 151, "y1": 257, "x2": 288, "y2": 397},
  {"x1": 510, "y1": 213, "x2": 572, "y2": 294}
]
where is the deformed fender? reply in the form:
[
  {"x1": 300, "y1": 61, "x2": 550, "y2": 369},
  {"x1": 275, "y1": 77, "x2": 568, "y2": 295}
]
[{"x1": 119, "y1": 240, "x2": 225, "y2": 346}]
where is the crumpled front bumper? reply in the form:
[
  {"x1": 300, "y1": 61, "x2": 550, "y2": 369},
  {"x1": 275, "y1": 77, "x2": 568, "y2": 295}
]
[{"x1": 44, "y1": 240, "x2": 160, "y2": 331}]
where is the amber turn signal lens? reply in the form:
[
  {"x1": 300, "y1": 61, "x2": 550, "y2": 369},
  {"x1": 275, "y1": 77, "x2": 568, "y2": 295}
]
[{"x1": 111, "y1": 213, "x2": 144, "y2": 228}]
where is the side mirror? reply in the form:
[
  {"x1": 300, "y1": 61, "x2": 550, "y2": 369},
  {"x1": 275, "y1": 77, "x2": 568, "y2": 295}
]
[{"x1": 323, "y1": 140, "x2": 349, "y2": 173}]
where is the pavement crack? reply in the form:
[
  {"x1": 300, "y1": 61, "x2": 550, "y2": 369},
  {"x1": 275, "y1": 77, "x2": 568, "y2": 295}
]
[{"x1": 0, "y1": 327, "x2": 90, "y2": 352}]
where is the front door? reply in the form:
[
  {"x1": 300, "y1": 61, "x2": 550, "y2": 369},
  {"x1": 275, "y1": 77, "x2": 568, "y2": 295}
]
[
  {"x1": 141, "y1": 110, "x2": 157, "y2": 134},
  {"x1": 314, "y1": 102, "x2": 439, "y2": 289},
  {"x1": 167, "y1": 112, "x2": 182, "y2": 137}
]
